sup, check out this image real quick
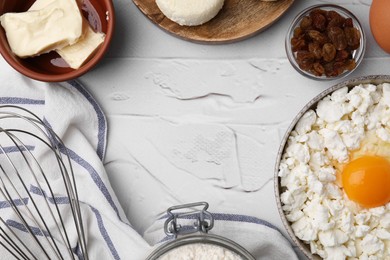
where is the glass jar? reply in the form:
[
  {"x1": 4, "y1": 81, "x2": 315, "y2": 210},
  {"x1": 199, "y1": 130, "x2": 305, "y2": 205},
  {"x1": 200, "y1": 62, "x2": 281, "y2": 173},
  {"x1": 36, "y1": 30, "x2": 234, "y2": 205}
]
[{"x1": 146, "y1": 202, "x2": 255, "y2": 260}]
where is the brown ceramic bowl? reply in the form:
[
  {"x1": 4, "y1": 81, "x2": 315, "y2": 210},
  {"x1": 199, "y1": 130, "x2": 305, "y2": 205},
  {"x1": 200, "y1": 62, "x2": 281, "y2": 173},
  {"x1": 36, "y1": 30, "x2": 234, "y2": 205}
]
[
  {"x1": 0, "y1": 0, "x2": 115, "y2": 82},
  {"x1": 274, "y1": 75, "x2": 390, "y2": 259}
]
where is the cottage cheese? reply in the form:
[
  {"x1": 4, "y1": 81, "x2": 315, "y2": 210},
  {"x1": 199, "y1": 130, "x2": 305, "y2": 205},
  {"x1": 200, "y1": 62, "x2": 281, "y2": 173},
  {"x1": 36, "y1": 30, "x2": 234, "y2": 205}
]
[
  {"x1": 158, "y1": 243, "x2": 242, "y2": 260},
  {"x1": 279, "y1": 83, "x2": 390, "y2": 259},
  {"x1": 155, "y1": 0, "x2": 224, "y2": 26}
]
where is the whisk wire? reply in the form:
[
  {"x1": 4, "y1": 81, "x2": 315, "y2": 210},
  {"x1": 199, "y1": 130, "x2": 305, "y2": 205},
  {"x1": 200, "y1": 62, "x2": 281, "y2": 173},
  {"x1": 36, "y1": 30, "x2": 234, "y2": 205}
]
[
  {"x1": 0, "y1": 224, "x2": 29, "y2": 260},
  {"x1": 0, "y1": 105, "x2": 89, "y2": 260},
  {"x1": 0, "y1": 217, "x2": 36, "y2": 260},
  {"x1": 7, "y1": 106, "x2": 89, "y2": 259},
  {"x1": 0, "y1": 138, "x2": 66, "y2": 260},
  {"x1": 0, "y1": 162, "x2": 52, "y2": 260}
]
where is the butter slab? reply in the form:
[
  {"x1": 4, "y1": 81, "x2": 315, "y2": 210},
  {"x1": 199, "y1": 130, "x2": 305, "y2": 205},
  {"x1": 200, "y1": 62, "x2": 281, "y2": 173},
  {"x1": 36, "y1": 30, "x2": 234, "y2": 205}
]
[
  {"x1": 30, "y1": 0, "x2": 106, "y2": 69},
  {"x1": 58, "y1": 22, "x2": 105, "y2": 69},
  {"x1": 0, "y1": 0, "x2": 83, "y2": 58}
]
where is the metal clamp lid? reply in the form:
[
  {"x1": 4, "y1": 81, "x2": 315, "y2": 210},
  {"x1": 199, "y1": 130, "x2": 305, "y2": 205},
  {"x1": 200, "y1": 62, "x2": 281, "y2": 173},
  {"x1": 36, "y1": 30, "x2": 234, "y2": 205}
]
[
  {"x1": 164, "y1": 202, "x2": 214, "y2": 238},
  {"x1": 146, "y1": 202, "x2": 256, "y2": 260}
]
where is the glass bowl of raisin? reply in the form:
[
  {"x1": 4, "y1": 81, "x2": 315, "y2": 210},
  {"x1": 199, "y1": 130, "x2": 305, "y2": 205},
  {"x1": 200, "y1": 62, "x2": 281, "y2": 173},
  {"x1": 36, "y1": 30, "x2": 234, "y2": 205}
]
[{"x1": 286, "y1": 4, "x2": 366, "y2": 80}]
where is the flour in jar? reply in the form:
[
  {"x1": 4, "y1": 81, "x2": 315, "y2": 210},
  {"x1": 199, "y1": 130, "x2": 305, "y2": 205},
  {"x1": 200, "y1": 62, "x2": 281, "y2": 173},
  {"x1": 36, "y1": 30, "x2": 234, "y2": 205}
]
[{"x1": 158, "y1": 243, "x2": 243, "y2": 260}]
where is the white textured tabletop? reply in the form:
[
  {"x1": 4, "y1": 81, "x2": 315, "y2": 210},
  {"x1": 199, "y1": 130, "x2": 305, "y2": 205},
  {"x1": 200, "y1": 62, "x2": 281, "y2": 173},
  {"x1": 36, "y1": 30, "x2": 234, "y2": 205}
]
[
  {"x1": 81, "y1": 0, "x2": 389, "y2": 258},
  {"x1": 3, "y1": 0, "x2": 389, "y2": 258}
]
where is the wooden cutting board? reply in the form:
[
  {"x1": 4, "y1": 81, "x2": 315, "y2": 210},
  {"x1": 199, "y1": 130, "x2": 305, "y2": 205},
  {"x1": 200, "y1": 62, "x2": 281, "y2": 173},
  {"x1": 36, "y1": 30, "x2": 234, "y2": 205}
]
[{"x1": 132, "y1": 0, "x2": 295, "y2": 43}]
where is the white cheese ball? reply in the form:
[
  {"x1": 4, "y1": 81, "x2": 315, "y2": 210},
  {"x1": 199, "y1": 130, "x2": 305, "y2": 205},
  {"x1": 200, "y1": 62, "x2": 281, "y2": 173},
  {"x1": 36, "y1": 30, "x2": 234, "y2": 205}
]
[{"x1": 156, "y1": 0, "x2": 225, "y2": 26}]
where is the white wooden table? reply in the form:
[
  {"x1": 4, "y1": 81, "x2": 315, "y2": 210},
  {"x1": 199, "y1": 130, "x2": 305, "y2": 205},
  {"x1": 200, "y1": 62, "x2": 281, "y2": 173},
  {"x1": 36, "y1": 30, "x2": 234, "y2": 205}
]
[{"x1": 3, "y1": 0, "x2": 386, "y2": 258}]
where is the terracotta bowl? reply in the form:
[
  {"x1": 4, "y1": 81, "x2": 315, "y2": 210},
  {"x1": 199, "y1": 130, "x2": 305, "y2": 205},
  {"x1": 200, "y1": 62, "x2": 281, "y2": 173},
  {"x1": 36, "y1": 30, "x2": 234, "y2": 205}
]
[
  {"x1": 274, "y1": 75, "x2": 390, "y2": 259},
  {"x1": 0, "y1": 0, "x2": 115, "y2": 82}
]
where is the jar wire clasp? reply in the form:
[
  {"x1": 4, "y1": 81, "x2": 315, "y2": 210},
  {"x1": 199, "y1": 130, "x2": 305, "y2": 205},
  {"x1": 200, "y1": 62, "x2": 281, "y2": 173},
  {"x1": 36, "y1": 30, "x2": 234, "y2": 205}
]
[{"x1": 164, "y1": 202, "x2": 214, "y2": 238}]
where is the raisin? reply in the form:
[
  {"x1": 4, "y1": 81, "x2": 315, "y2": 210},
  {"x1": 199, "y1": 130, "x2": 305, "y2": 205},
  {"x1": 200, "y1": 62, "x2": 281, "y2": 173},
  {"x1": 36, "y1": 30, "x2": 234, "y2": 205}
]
[
  {"x1": 344, "y1": 59, "x2": 356, "y2": 71},
  {"x1": 310, "y1": 9, "x2": 328, "y2": 17},
  {"x1": 307, "y1": 30, "x2": 327, "y2": 45},
  {"x1": 300, "y1": 16, "x2": 313, "y2": 30},
  {"x1": 328, "y1": 27, "x2": 347, "y2": 50},
  {"x1": 335, "y1": 50, "x2": 350, "y2": 62},
  {"x1": 296, "y1": 51, "x2": 315, "y2": 71},
  {"x1": 344, "y1": 27, "x2": 360, "y2": 49},
  {"x1": 333, "y1": 61, "x2": 346, "y2": 75},
  {"x1": 343, "y1": 18, "x2": 353, "y2": 28},
  {"x1": 324, "y1": 62, "x2": 336, "y2": 77},
  {"x1": 327, "y1": 11, "x2": 346, "y2": 30},
  {"x1": 312, "y1": 62, "x2": 325, "y2": 76},
  {"x1": 293, "y1": 27, "x2": 303, "y2": 38},
  {"x1": 311, "y1": 13, "x2": 327, "y2": 31},
  {"x1": 290, "y1": 8, "x2": 361, "y2": 78},
  {"x1": 291, "y1": 37, "x2": 306, "y2": 52},
  {"x1": 322, "y1": 43, "x2": 336, "y2": 62},
  {"x1": 308, "y1": 42, "x2": 322, "y2": 59}
]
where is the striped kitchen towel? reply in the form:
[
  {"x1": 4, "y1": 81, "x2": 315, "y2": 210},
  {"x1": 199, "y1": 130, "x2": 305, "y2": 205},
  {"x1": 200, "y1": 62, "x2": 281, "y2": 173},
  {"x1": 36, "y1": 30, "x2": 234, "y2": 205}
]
[{"x1": 0, "y1": 59, "x2": 150, "y2": 260}]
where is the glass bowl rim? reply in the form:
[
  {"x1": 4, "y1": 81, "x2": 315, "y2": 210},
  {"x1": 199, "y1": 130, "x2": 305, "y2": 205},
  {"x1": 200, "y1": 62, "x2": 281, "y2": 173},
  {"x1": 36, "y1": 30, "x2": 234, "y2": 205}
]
[{"x1": 285, "y1": 4, "x2": 366, "y2": 81}]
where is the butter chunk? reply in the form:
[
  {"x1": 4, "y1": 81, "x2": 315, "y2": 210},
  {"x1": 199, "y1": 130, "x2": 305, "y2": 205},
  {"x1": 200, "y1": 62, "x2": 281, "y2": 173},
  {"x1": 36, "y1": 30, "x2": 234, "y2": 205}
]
[
  {"x1": 58, "y1": 22, "x2": 105, "y2": 69},
  {"x1": 29, "y1": 0, "x2": 57, "y2": 10},
  {"x1": 30, "y1": 0, "x2": 106, "y2": 69},
  {"x1": 0, "y1": 0, "x2": 83, "y2": 58}
]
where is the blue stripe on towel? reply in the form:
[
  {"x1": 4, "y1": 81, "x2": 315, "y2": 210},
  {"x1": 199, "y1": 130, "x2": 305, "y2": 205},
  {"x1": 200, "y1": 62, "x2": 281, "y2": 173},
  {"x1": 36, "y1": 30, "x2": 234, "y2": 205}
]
[
  {"x1": 73, "y1": 243, "x2": 85, "y2": 260},
  {"x1": 90, "y1": 207, "x2": 120, "y2": 260},
  {"x1": 6, "y1": 219, "x2": 49, "y2": 237},
  {"x1": 66, "y1": 81, "x2": 118, "y2": 219},
  {"x1": 0, "y1": 81, "x2": 107, "y2": 161},
  {"x1": 29, "y1": 186, "x2": 70, "y2": 204},
  {"x1": 212, "y1": 213, "x2": 280, "y2": 231},
  {"x1": 0, "y1": 97, "x2": 45, "y2": 105},
  {"x1": 68, "y1": 80, "x2": 107, "y2": 161},
  {"x1": 0, "y1": 81, "x2": 119, "y2": 259},
  {"x1": 7, "y1": 217, "x2": 116, "y2": 260},
  {"x1": 0, "y1": 145, "x2": 34, "y2": 154},
  {"x1": 61, "y1": 146, "x2": 121, "y2": 219},
  {"x1": 42, "y1": 118, "x2": 121, "y2": 221},
  {"x1": 0, "y1": 81, "x2": 114, "y2": 217},
  {"x1": 0, "y1": 198, "x2": 29, "y2": 209},
  {"x1": 29, "y1": 185, "x2": 120, "y2": 260}
]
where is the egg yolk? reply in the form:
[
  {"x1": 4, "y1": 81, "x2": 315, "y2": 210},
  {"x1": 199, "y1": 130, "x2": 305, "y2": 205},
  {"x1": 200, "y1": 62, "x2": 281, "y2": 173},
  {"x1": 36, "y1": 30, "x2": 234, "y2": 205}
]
[{"x1": 342, "y1": 155, "x2": 390, "y2": 208}]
